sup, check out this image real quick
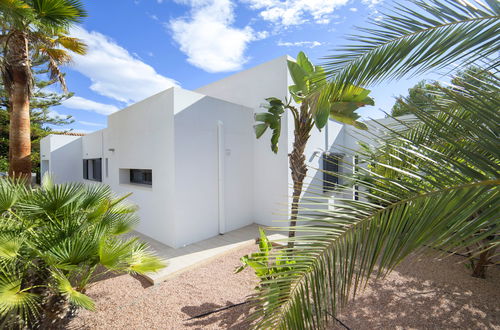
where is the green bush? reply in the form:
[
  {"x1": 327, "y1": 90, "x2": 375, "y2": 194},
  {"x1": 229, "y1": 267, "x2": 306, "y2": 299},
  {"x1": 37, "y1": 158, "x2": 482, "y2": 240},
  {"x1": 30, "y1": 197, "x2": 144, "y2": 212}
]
[{"x1": 0, "y1": 176, "x2": 165, "y2": 328}]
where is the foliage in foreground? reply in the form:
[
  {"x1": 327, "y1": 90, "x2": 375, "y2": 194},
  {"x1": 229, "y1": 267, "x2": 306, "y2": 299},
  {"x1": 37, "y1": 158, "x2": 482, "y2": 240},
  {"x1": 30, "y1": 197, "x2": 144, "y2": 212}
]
[
  {"x1": 255, "y1": 51, "x2": 373, "y2": 242},
  {"x1": 246, "y1": 0, "x2": 500, "y2": 325},
  {"x1": 0, "y1": 177, "x2": 165, "y2": 328},
  {"x1": 249, "y1": 64, "x2": 499, "y2": 330}
]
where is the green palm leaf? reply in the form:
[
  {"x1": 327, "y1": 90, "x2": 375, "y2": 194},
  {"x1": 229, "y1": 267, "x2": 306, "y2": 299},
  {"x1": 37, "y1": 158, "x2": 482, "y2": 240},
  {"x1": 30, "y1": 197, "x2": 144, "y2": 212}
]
[
  {"x1": 251, "y1": 68, "x2": 500, "y2": 328},
  {"x1": 31, "y1": 0, "x2": 87, "y2": 27},
  {"x1": 323, "y1": 0, "x2": 500, "y2": 97},
  {"x1": 52, "y1": 270, "x2": 95, "y2": 311},
  {"x1": 0, "y1": 273, "x2": 39, "y2": 324},
  {"x1": 127, "y1": 242, "x2": 166, "y2": 274},
  {"x1": 0, "y1": 233, "x2": 23, "y2": 260}
]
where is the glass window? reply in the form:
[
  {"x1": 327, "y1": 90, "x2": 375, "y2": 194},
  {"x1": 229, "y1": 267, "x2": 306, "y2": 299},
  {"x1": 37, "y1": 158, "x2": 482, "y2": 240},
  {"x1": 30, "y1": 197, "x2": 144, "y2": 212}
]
[
  {"x1": 130, "y1": 169, "x2": 152, "y2": 185},
  {"x1": 83, "y1": 158, "x2": 102, "y2": 182}
]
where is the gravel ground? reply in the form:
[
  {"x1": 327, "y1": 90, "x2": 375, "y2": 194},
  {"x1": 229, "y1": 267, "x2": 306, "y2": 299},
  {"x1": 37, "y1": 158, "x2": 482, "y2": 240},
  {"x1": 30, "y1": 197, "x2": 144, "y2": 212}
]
[{"x1": 69, "y1": 244, "x2": 499, "y2": 329}]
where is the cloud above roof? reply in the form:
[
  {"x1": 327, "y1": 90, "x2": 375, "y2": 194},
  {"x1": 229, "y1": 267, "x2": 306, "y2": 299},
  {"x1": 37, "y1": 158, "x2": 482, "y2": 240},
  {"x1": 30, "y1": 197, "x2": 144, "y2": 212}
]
[
  {"x1": 69, "y1": 27, "x2": 179, "y2": 104},
  {"x1": 63, "y1": 96, "x2": 120, "y2": 115},
  {"x1": 168, "y1": 0, "x2": 268, "y2": 73}
]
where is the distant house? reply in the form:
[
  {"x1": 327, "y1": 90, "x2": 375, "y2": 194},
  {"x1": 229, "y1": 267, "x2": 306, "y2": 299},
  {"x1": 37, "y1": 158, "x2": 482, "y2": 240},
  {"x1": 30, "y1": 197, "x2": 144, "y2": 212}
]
[{"x1": 40, "y1": 55, "x2": 400, "y2": 248}]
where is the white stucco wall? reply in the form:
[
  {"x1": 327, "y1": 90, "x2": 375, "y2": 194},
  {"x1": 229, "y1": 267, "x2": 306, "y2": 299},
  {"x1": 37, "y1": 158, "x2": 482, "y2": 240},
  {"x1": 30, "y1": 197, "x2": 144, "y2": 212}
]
[
  {"x1": 173, "y1": 88, "x2": 254, "y2": 247},
  {"x1": 196, "y1": 55, "x2": 291, "y2": 227},
  {"x1": 82, "y1": 130, "x2": 104, "y2": 160},
  {"x1": 196, "y1": 55, "x2": 352, "y2": 225},
  {"x1": 103, "y1": 89, "x2": 176, "y2": 246},
  {"x1": 40, "y1": 135, "x2": 82, "y2": 184},
  {"x1": 40, "y1": 56, "x2": 396, "y2": 249}
]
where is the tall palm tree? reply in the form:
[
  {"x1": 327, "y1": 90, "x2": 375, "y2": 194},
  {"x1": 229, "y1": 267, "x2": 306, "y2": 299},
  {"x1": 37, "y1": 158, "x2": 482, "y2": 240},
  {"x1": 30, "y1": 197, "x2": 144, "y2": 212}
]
[
  {"x1": 255, "y1": 51, "x2": 373, "y2": 244},
  {"x1": 0, "y1": 0, "x2": 87, "y2": 180},
  {"x1": 249, "y1": 0, "x2": 500, "y2": 328}
]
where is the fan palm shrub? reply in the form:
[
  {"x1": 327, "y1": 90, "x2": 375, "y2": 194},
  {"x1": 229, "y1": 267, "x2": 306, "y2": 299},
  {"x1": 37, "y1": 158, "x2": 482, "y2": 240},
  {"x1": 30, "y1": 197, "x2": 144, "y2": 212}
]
[
  {"x1": 255, "y1": 51, "x2": 373, "y2": 243},
  {"x1": 0, "y1": 176, "x2": 165, "y2": 328},
  {"x1": 0, "y1": 0, "x2": 87, "y2": 179},
  {"x1": 247, "y1": 0, "x2": 500, "y2": 328}
]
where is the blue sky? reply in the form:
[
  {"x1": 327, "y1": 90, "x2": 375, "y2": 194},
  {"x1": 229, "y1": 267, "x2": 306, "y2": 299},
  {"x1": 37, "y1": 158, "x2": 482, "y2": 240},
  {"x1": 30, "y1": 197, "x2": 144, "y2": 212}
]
[{"x1": 51, "y1": 0, "x2": 438, "y2": 133}]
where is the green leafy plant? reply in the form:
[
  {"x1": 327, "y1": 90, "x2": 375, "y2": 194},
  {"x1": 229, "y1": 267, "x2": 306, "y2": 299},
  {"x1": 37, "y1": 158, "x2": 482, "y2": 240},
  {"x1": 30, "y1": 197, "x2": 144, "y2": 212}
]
[
  {"x1": 0, "y1": 176, "x2": 165, "y2": 328},
  {"x1": 236, "y1": 229, "x2": 296, "y2": 309},
  {"x1": 249, "y1": 0, "x2": 500, "y2": 328},
  {"x1": 255, "y1": 51, "x2": 373, "y2": 244}
]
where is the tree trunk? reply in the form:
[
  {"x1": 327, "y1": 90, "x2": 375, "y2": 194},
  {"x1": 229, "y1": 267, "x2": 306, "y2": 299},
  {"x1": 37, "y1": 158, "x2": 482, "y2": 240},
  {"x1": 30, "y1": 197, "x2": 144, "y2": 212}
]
[
  {"x1": 288, "y1": 102, "x2": 312, "y2": 248},
  {"x1": 5, "y1": 31, "x2": 32, "y2": 181},
  {"x1": 35, "y1": 293, "x2": 75, "y2": 329},
  {"x1": 471, "y1": 246, "x2": 495, "y2": 279}
]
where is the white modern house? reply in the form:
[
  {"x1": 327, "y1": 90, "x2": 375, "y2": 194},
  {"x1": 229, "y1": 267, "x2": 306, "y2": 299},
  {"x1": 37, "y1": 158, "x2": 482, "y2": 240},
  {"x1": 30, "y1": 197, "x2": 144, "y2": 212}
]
[{"x1": 40, "y1": 55, "x2": 389, "y2": 249}]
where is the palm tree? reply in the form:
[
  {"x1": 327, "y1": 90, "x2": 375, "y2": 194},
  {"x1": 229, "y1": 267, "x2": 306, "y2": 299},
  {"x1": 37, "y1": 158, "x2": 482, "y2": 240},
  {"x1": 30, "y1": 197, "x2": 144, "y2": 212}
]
[
  {"x1": 0, "y1": 176, "x2": 165, "y2": 328},
  {"x1": 248, "y1": 0, "x2": 500, "y2": 328},
  {"x1": 255, "y1": 51, "x2": 373, "y2": 243},
  {"x1": 0, "y1": 0, "x2": 87, "y2": 180}
]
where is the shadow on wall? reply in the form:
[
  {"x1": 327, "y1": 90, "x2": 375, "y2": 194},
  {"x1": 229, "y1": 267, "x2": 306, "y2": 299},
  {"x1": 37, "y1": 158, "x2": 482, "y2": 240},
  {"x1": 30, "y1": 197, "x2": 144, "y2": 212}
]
[{"x1": 49, "y1": 138, "x2": 83, "y2": 184}]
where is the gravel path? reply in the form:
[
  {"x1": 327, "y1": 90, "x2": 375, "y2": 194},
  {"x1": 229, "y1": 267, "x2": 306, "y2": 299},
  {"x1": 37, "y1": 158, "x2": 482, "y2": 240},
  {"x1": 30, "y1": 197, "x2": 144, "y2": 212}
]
[{"x1": 69, "y1": 244, "x2": 499, "y2": 329}]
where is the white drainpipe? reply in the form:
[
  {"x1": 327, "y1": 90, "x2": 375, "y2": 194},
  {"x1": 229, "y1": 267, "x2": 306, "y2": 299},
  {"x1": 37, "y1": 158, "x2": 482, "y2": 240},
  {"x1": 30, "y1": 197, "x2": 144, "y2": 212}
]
[{"x1": 217, "y1": 121, "x2": 226, "y2": 234}]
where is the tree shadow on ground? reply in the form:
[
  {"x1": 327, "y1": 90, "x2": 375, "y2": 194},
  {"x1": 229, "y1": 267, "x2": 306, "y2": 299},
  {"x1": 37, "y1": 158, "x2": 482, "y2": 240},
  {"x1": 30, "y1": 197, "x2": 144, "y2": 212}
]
[
  {"x1": 181, "y1": 300, "x2": 254, "y2": 329},
  {"x1": 335, "y1": 254, "x2": 500, "y2": 329},
  {"x1": 86, "y1": 266, "x2": 153, "y2": 289}
]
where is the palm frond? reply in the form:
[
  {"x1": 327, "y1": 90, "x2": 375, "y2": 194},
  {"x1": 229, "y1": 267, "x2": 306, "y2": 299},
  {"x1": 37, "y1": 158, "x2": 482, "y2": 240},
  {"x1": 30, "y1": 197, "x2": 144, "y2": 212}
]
[
  {"x1": 126, "y1": 241, "x2": 166, "y2": 274},
  {"x1": 98, "y1": 237, "x2": 165, "y2": 274},
  {"x1": 0, "y1": 233, "x2": 23, "y2": 260},
  {"x1": 31, "y1": 0, "x2": 87, "y2": 28},
  {"x1": 0, "y1": 272, "x2": 39, "y2": 325},
  {"x1": 252, "y1": 68, "x2": 500, "y2": 328},
  {"x1": 0, "y1": 179, "x2": 20, "y2": 212},
  {"x1": 52, "y1": 270, "x2": 95, "y2": 311},
  {"x1": 323, "y1": 0, "x2": 500, "y2": 94},
  {"x1": 54, "y1": 35, "x2": 86, "y2": 54}
]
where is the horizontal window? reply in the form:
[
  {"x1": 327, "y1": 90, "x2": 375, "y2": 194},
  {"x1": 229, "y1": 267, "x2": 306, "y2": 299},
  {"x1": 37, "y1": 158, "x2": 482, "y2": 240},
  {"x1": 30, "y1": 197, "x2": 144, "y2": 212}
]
[
  {"x1": 130, "y1": 169, "x2": 152, "y2": 185},
  {"x1": 83, "y1": 158, "x2": 102, "y2": 182}
]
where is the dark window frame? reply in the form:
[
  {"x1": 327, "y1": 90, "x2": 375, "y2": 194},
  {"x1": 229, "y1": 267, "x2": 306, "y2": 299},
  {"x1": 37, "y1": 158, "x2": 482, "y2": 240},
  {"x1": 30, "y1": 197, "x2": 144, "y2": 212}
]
[
  {"x1": 129, "y1": 169, "x2": 152, "y2": 186},
  {"x1": 83, "y1": 160, "x2": 88, "y2": 180},
  {"x1": 83, "y1": 158, "x2": 102, "y2": 182},
  {"x1": 323, "y1": 153, "x2": 343, "y2": 193}
]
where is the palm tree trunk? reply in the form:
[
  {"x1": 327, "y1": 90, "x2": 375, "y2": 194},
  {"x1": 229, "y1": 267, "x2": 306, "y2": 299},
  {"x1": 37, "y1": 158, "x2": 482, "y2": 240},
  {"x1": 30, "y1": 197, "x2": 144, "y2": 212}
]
[
  {"x1": 471, "y1": 245, "x2": 495, "y2": 279},
  {"x1": 288, "y1": 103, "x2": 312, "y2": 248},
  {"x1": 5, "y1": 31, "x2": 32, "y2": 180}
]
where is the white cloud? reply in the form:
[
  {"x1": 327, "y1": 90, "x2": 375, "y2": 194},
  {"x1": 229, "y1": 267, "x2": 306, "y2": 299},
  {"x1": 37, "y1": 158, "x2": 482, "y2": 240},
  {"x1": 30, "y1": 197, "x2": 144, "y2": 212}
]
[
  {"x1": 69, "y1": 27, "x2": 179, "y2": 104},
  {"x1": 278, "y1": 40, "x2": 323, "y2": 48},
  {"x1": 349, "y1": 7, "x2": 358, "y2": 12},
  {"x1": 169, "y1": 0, "x2": 267, "y2": 73},
  {"x1": 79, "y1": 121, "x2": 106, "y2": 127},
  {"x1": 63, "y1": 96, "x2": 120, "y2": 115},
  {"x1": 362, "y1": 0, "x2": 383, "y2": 8},
  {"x1": 242, "y1": 0, "x2": 350, "y2": 26}
]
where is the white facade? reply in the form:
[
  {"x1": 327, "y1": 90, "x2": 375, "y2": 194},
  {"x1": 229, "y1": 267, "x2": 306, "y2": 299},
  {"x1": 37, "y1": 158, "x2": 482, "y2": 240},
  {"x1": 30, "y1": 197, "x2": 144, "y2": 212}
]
[{"x1": 40, "y1": 55, "x2": 378, "y2": 248}]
